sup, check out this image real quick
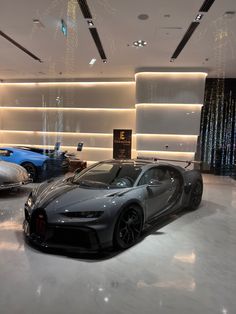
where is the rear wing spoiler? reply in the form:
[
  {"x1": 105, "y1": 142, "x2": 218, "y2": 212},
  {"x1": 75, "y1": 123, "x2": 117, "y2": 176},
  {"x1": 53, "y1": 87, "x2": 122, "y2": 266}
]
[{"x1": 136, "y1": 156, "x2": 202, "y2": 168}]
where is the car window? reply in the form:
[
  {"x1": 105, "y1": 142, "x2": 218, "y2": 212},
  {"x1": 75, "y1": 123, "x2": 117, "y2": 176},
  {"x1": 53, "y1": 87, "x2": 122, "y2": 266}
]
[
  {"x1": 89, "y1": 163, "x2": 114, "y2": 173},
  {"x1": 138, "y1": 167, "x2": 171, "y2": 186},
  {"x1": 0, "y1": 149, "x2": 12, "y2": 157},
  {"x1": 73, "y1": 162, "x2": 142, "y2": 188}
]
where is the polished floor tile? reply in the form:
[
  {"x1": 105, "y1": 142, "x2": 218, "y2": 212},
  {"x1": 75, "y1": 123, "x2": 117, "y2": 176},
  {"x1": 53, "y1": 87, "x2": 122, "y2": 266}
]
[{"x1": 0, "y1": 175, "x2": 236, "y2": 314}]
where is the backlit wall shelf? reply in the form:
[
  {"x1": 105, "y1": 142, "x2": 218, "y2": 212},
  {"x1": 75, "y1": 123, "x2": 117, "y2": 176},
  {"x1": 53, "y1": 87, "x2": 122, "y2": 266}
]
[{"x1": 0, "y1": 73, "x2": 207, "y2": 162}]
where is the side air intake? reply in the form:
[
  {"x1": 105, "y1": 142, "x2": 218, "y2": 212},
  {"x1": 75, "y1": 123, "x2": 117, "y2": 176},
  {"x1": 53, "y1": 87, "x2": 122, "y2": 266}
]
[{"x1": 171, "y1": 22, "x2": 200, "y2": 60}]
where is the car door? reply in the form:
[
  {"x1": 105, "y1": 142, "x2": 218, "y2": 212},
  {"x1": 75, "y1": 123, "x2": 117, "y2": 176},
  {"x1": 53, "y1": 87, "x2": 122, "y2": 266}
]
[{"x1": 138, "y1": 166, "x2": 175, "y2": 220}]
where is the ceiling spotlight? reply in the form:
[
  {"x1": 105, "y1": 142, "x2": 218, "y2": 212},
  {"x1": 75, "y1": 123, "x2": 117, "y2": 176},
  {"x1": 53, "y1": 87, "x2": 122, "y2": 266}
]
[
  {"x1": 89, "y1": 58, "x2": 96, "y2": 65},
  {"x1": 170, "y1": 58, "x2": 175, "y2": 62},
  {"x1": 223, "y1": 11, "x2": 236, "y2": 19},
  {"x1": 33, "y1": 19, "x2": 45, "y2": 28},
  {"x1": 138, "y1": 14, "x2": 149, "y2": 20},
  {"x1": 87, "y1": 20, "x2": 94, "y2": 27},
  {"x1": 133, "y1": 40, "x2": 147, "y2": 47},
  {"x1": 195, "y1": 13, "x2": 204, "y2": 21},
  {"x1": 102, "y1": 59, "x2": 107, "y2": 63}
]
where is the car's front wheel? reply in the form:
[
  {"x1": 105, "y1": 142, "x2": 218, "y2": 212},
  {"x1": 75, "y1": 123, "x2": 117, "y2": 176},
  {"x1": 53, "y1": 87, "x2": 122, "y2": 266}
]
[
  {"x1": 21, "y1": 162, "x2": 37, "y2": 182},
  {"x1": 113, "y1": 205, "x2": 143, "y2": 249}
]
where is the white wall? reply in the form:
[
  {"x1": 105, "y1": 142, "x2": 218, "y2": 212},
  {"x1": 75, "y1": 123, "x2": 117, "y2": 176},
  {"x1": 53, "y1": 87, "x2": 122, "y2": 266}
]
[
  {"x1": 0, "y1": 82, "x2": 136, "y2": 162},
  {"x1": 135, "y1": 72, "x2": 207, "y2": 162},
  {"x1": 0, "y1": 73, "x2": 207, "y2": 164}
]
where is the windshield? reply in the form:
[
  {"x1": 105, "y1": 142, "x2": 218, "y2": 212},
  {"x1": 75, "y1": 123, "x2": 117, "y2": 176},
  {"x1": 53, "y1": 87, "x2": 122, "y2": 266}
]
[{"x1": 72, "y1": 162, "x2": 142, "y2": 189}]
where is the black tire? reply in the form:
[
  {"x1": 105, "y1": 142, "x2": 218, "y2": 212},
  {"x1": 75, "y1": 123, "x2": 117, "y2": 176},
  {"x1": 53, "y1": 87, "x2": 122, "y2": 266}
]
[
  {"x1": 21, "y1": 162, "x2": 37, "y2": 182},
  {"x1": 113, "y1": 205, "x2": 143, "y2": 249},
  {"x1": 188, "y1": 180, "x2": 203, "y2": 211}
]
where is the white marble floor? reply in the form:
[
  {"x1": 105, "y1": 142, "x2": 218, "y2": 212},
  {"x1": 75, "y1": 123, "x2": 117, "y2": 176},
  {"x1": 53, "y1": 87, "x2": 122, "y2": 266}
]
[{"x1": 0, "y1": 175, "x2": 236, "y2": 314}]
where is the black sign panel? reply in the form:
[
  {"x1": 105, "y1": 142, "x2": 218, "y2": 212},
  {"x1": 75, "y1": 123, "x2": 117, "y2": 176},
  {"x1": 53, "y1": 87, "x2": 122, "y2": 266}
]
[
  {"x1": 113, "y1": 129, "x2": 132, "y2": 160},
  {"x1": 77, "y1": 142, "x2": 84, "y2": 152}
]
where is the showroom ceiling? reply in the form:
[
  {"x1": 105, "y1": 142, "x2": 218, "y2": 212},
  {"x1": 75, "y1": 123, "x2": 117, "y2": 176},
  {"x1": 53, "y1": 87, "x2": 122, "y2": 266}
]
[{"x1": 0, "y1": 0, "x2": 235, "y2": 80}]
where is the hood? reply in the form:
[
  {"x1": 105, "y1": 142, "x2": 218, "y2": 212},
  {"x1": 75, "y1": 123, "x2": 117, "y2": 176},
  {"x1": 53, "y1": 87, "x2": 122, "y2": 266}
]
[
  {"x1": 33, "y1": 178, "x2": 129, "y2": 210},
  {"x1": 0, "y1": 161, "x2": 29, "y2": 183}
]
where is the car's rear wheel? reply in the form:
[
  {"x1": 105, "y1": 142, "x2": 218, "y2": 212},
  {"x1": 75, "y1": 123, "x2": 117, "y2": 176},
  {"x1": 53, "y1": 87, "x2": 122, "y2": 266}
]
[
  {"x1": 21, "y1": 162, "x2": 37, "y2": 182},
  {"x1": 188, "y1": 180, "x2": 203, "y2": 211},
  {"x1": 114, "y1": 205, "x2": 143, "y2": 249}
]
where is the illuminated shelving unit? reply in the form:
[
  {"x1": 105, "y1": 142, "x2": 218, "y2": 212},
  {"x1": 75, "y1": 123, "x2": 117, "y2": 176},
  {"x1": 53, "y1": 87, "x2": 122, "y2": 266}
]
[
  {"x1": 0, "y1": 73, "x2": 207, "y2": 163},
  {"x1": 0, "y1": 81, "x2": 136, "y2": 162}
]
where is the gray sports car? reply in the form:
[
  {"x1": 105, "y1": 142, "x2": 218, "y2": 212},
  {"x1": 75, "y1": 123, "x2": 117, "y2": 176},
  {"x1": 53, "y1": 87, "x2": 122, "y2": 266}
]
[
  {"x1": 0, "y1": 160, "x2": 31, "y2": 190},
  {"x1": 23, "y1": 159, "x2": 203, "y2": 251}
]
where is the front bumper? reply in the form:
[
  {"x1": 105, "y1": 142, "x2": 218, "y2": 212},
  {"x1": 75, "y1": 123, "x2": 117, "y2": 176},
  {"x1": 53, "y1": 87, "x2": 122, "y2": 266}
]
[
  {"x1": 0, "y1": 178, "x2": 32, "y2": 190},
  {"x1": 23, "y1": 207, "x2": 112, "y2": 252}
]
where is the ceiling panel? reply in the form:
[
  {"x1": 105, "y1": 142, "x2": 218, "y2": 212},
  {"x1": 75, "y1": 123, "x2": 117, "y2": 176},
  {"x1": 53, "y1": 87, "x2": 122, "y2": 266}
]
[{"x1": 0, "y1": 0, "x2": 235, "y2": 80}]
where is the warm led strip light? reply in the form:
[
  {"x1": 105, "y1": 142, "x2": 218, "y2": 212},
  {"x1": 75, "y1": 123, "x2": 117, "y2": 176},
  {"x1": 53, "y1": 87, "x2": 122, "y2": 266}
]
[
  {"x1": 0, "y1": 81, "x2": 135, "y2": 86},
  {"x1": 0, "y1": 130, "x2": 137, "y2": 138},
  {"x1": 0, "y1": 143, "x2": 136, "y2": 152},
  {"x1": 135, "y1": 72, "x2": 208, "y2": 79},
  {"x1": 0, "y1": 130, "x2": 198, "y2": 139},
  {"x1": 0, "y1": 106, "x2": 135, "y2": 112},
  {"x1": 136, "y1": 134, "x2": 198, "y2": 139},
  {"x1": 136, "y1": 103, "x2": 203, "y2": 109},
  {"x1": 137, "y1": 150, "x2": 195, "y2": 156},
  {"x1": 0, "y1": 143, "x2": 112, "y2": 151},
  {"x1": 0, "y1": 130, "x2": 114, "y2": 136}
]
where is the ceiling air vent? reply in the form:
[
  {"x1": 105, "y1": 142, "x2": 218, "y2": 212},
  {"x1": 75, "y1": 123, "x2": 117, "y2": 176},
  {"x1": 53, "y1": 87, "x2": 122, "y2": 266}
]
[
  {"x1": 199, "y1": 0, "x2": 216, "y2": 12},
  {"x1": 0, "y1": 30, "x2": 42, "y2": 62},
  {"x1": 171, "y1": 21, "x2": 200, "y2": 60},
  {"x1": 89, "y1": 28, "x2": 107, "y2": 60},
  {"x1": 77, "y1": 0, "x2": 92, "y2": 19}
]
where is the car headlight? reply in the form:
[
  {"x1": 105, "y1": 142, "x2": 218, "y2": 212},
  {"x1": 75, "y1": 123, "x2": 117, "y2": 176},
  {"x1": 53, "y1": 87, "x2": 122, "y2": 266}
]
[{"x1": 63, "y1": 211, "x2": 104, "y2": 218}]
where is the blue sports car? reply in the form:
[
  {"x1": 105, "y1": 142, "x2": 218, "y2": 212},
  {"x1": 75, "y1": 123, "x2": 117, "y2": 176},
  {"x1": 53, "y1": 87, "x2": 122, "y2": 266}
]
[
  {"x1": 0, "y1": 146, "x2": 85, "y2": 182},
  {"x1": 0, "y1": 147, "x2": 49, "y2": 181}
]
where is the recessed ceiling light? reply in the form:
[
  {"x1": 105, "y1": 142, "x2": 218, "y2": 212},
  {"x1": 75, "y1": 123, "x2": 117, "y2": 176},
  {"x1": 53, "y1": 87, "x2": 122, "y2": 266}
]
[
  {"x1": 138, "y1": 14, "x2": 149, "y2": 20},
  {"x1": 87, "y1": 20, "x2": 94, "y2": 27},
  {"x1": 89, "y1": 58, "x2": 96, "y2": 65},
  {"x1": 164, "y1": 14, "x2": 171, "y2": 18},
  {"x1": 195, "y1": 13, "x2": 204, "y2": 21},
  {"x1": 33, "y1": 19, "x2": 45, "y2": 28},
  {"x1": 133, "y1": 40, "x2": 147, "y2": 47},
  {"x1": 223, "y1": 11, "x2": 236, "y2": 18}
]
